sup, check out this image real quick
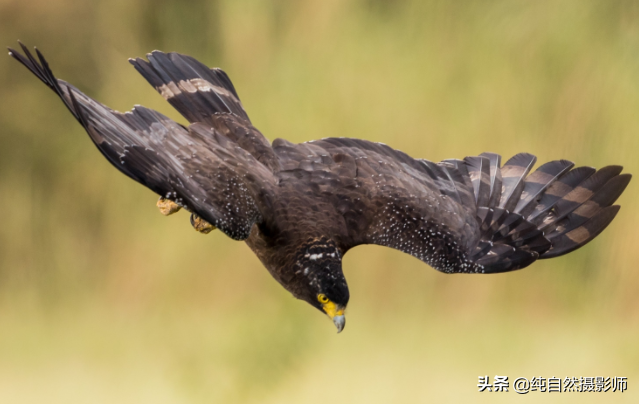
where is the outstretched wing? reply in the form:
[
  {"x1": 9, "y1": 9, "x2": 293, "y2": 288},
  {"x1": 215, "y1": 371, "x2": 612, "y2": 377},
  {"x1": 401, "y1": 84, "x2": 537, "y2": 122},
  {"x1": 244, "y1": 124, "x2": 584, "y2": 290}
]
[
  {"x1": 274, "y1": 137, "x2": 630, "y2": 274},
  {"x1": 129, "y1": 51, "x2": 280, "y2": 172},
  {"x1": 9, "y1": 43, "x2": 275, "y2": 240}
]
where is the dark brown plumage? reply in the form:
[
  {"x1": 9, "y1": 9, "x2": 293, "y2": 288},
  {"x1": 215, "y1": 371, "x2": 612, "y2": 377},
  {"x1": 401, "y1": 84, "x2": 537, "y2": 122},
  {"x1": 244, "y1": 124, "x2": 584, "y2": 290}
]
[{"x1": 10, "y1": 43, "x2": 631, "y2": 332}]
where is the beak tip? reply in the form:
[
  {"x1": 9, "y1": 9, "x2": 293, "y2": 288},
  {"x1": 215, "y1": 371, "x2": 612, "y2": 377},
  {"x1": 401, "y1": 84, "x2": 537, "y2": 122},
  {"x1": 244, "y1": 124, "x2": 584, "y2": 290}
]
[{"x1": 333, "y1": 315, "x2": 346, "y2": 333}]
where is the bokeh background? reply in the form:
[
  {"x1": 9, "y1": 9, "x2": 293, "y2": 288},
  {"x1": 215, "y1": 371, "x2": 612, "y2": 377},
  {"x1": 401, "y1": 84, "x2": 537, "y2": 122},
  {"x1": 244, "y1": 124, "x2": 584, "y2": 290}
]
[{"x1": 1, "y1": 0, "x2": 638, "y2": 402}]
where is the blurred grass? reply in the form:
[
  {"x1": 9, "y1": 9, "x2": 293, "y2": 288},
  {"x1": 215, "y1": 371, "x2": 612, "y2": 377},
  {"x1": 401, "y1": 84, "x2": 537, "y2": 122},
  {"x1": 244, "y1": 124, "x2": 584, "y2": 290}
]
[{"x1": 1, "y1": 0, "x2": 638, "y2": 402}]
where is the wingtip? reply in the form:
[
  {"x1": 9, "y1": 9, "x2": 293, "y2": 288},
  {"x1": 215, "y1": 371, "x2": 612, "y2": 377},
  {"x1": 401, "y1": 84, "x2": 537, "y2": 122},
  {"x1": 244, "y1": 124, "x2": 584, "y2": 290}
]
[
  {"x1": 34, "y1": 47, "x2": 46, "y2": 62},
  {"x1": 148, "y1": 50, "x2": 165, "y2": 57},
  {"x1": 18, "y1": 41, "x2": 30, "y2": 53},
  {"x1": 618, "y1": 173, "x2": 632, "y2": 185},
  {"x1": 605, "y1": 165, "x2": 624, "y2": 174}
]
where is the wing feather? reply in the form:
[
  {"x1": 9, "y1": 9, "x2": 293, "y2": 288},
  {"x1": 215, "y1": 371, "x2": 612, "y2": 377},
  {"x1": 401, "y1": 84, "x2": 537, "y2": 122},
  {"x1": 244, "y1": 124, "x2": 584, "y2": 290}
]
[
  {"x1": 11, "y1": 44, "x2": 275, "y2": 240},
  {"x1": 499, "y1": 153, "x2": 537, "y2": 212},
  {"x1": 514, "y1": 159, "x2": 574, "y2": 217},
  {"x1": 129, "y1": 51, "x2": 280, "y2": 172},
  {"x1": 479, "y1": 152, "x2": 503, "y2": 209},
  {"x1": 286, "y1": 138, "x2": 628, "y2": 274},
  {"x1": 463, "y1": 156, "x2": 491, "y2": 208}
]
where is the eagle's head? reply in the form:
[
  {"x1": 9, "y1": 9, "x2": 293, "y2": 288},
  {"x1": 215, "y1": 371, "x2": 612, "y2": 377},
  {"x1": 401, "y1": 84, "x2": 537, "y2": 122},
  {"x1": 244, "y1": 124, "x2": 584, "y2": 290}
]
[{"x1": 291, "y1": 237, "x2": 349, "y2": 333}]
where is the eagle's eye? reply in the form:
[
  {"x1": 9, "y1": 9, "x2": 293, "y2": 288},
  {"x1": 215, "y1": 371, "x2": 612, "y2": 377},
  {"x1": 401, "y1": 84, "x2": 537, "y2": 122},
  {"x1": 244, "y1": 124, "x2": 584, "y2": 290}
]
[{"x1": 317, "y1": 294, "x2": 329, "y2": 304}]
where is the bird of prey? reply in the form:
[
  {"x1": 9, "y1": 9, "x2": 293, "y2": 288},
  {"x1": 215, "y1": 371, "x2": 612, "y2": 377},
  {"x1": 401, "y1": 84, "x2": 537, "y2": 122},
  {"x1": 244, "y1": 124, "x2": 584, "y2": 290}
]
[{"x1": 10, "y1": 43, "x2": 631, "y2": 333}]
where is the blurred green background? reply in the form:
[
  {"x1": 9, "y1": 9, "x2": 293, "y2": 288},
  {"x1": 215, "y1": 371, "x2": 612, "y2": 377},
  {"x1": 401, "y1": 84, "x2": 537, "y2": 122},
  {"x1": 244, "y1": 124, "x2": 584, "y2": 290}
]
[{"x1": 1, "y1": 0, "x2": 638, "y2": 402}]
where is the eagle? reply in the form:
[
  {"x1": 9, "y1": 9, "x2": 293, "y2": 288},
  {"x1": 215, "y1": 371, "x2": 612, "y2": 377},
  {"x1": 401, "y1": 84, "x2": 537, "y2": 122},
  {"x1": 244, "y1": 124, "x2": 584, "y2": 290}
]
[{"x1": 10, "y1": 43, "x2": 631, "y2": 333}]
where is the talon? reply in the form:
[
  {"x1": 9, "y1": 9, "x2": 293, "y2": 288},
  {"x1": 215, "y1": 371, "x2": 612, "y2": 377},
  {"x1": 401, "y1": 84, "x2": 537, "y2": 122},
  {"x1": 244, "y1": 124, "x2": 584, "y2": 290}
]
[
  {"x1": 157, "y1": 197, "x2": 181, "y2": 216},
  {"x1": 190, "y1": 213, "x2": 216, "y2": 234}
]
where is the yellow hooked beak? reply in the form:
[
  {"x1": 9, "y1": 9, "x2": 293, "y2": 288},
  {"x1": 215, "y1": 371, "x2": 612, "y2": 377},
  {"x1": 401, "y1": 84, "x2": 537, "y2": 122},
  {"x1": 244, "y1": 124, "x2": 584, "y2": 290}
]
[{"x1": 322, "y1": 300, "x2": 346, "y2": 333}]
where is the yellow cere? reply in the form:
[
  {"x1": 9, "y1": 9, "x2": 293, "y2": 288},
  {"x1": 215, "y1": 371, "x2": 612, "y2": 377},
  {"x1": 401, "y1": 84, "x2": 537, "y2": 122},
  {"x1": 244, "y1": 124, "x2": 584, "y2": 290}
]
[{"x1": 318, "y1": 294, "x2": 344, "y2": 318}]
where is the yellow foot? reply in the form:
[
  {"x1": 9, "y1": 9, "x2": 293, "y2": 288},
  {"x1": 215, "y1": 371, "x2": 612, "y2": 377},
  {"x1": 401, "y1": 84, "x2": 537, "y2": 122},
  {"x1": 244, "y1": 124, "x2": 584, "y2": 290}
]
[
  {"x1": 157, "y1": 197, "x2": 181, "y2": 216},
  {"x1": 155, "y1": 197, "x2": 180, "y2": 216},
  {"x1": 190, "y1": 213, "x2": 216, "y2": 234}
]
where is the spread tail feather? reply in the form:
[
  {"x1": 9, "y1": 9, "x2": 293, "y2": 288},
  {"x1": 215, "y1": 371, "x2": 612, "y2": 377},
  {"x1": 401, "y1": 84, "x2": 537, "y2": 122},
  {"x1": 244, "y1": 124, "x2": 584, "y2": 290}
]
[{"x1": 129, "y1": 51, "x2": 250, "y2": 123}]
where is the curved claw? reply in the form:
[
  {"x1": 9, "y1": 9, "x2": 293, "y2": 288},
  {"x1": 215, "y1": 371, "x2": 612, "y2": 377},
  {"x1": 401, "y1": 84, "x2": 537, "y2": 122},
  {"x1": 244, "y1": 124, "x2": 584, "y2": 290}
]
[
  {"x1": 157, "y1": 197, "x2": 181, "y2": 216},
  {"x1": 190, "y1": 213, "x2": 216, "y2": 234}
]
